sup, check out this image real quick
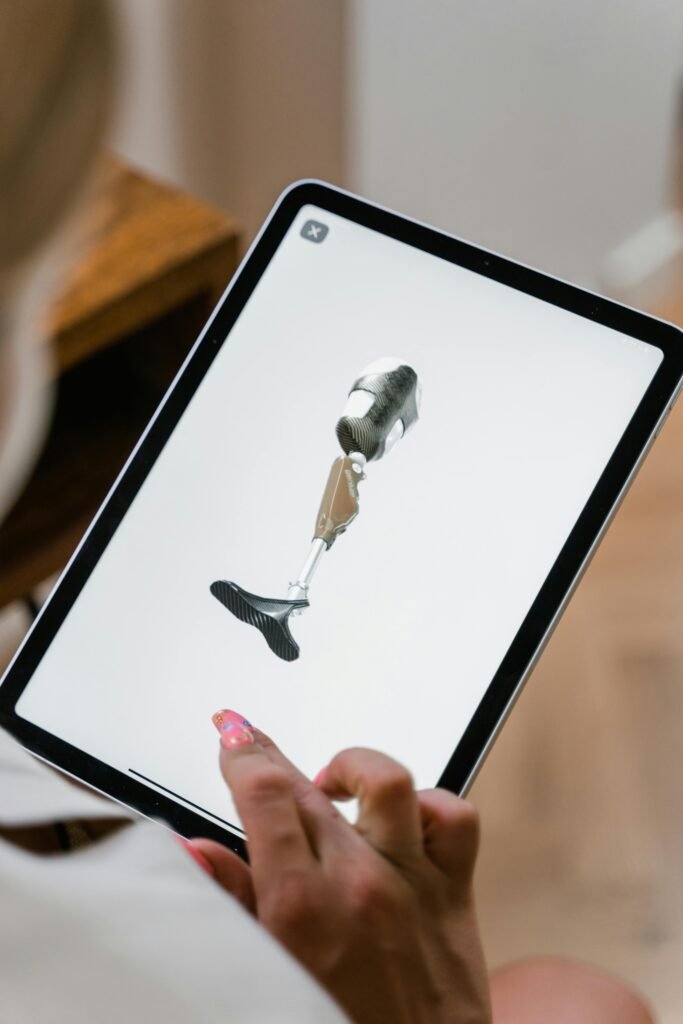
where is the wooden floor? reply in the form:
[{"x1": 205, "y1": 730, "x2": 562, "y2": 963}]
[
  {"x1": 1, "y1": 329, "x2": 681, "y2": 1021},
  {"x1": 472, "y1": 390, "x2": 683, "y2": 1022}
]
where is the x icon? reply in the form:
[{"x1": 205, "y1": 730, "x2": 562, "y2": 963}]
[{"x1": 300, "y1": 219, "x2": 329, "y2": 243}]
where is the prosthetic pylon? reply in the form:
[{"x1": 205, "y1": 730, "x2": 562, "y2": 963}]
[{"x1": 210, "y1": 358, "x2": 420, "y2": 661}]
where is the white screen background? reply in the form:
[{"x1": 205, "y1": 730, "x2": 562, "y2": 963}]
[{"x1": 16, "y1": 205, "x2": 662, "y2": 833}]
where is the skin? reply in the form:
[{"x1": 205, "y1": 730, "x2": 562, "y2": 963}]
[
  {"x1": 189, "y1": 716, "x2": 655, "y2": 1024},
  {"x1": 197, "y1": 718, "x2": 491, "y2": 1024},
  {"x1": 489, "y1": 957, "x2": 656, "y2": 1024},
  {"x1": 0, "y1": 6, "x2": 658, "y2": 1018},
  {"x1": 0, "y1": 332, "x2": 655, "y2": 1024},
  {"x1": 0, "y1": 719, "x2": 656, "y2": 1024}
]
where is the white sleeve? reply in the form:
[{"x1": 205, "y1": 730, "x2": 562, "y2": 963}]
[
  {"x1": 0, "y1": 823, "x2": 348, "y2": 1024},
  {"x1": 0, "y1": 730, "x2": 348, "y2": 1023}
]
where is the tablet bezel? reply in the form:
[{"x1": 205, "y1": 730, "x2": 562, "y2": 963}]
[{"x1": 1, "y1": 180, "x2": 682, "y2": 856}]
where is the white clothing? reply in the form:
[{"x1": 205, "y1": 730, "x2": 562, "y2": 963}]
[{"x1": 0, "y1": 728, "x2": 347, "y2": 1024}]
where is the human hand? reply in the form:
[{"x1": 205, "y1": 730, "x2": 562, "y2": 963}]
[{"x1": 192, "y1": 710, "x2": 491, "y2": 1024}]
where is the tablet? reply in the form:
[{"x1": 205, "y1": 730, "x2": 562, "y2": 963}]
[{"x1": 1, "y1": 181, "x2": 681, "y2": 858}]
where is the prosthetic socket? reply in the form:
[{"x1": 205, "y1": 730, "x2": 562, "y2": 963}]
[{"x1": 210, "y1": 358, "x2": 420, "y2": 661}]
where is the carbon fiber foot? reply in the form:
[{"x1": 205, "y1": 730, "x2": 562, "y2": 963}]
[{"x1": 210, "y1": 580, "x2": 308, "y2": 662}]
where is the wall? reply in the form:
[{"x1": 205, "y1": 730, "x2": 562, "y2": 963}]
[
  {"x1": 348, "y1": 1, "x2": 683, "y2": 285},
  {"x1": 112, "y1": 0, "x2": 182, "y2": 181},
  {"x1": 113, "y1": 0, "x2": 346, "y2": 244},
  {"x1": 112, "y1": 1, "x2": 683, "y2": 285}
]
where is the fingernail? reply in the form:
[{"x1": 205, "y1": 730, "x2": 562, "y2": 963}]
[
  {"x1": 211, "y1": 709, "x2": 255, "y2": 749},
  {"x1": 177, "y1": 837, "x2": 215, "y2": 877},
  {"x1": 312, "y1": 768, "x2": 327, "y2": 786}
]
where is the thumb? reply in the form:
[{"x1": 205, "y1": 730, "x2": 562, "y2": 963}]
[{"x1": 181, "y1": 837, "x2": 256, "y2": 915}]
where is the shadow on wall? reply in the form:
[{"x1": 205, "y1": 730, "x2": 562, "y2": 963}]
[
  {"x1": 113, "y1": 0, "x2": 682, "y2": 285},
  {"x1": 170, "y1": 0, "x2": 346, "y2": 246}
]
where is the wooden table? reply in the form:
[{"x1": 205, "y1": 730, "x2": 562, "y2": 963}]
[{"x1": 0, "y1": 157, "x2": 240, "y2": 608}]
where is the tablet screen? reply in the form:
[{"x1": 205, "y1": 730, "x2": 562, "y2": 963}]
[{"x1": 14, "y1": 204, "x2": 663, "y2": 836}]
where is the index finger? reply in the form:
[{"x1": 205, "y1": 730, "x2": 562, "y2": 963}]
[
  {"x1": 249, "y1": 726, "x2": 357, "y2": 858},
  {"x1": 213, "y1": 710, "x2": 315, "y2": 878}
]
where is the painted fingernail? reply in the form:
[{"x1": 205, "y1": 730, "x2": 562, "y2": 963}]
[
  {"x1": 312, "y1": 768, "x2": 327, "y2": 787},
  {"x1": 177, "y1": 837, "x2": 215, "y2": 877},
  {"x1": 211, "y1": 709, "x2": 255, "y2": 749}
]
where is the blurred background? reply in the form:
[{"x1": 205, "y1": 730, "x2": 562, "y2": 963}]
[
  {"x1": 2, "y1": 2, "x2": 683, "y2": 1020},
  {"x1": 114, "y1": 0, "x2": 683, "y2": 292}
]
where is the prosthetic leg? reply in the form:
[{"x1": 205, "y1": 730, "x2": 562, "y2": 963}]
[{"x1": 210, "y1": 358, "x2": 420, "y2": 661}]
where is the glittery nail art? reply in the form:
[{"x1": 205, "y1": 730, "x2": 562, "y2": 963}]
[{"x1": 211, "y1": 709, "x2": 255, "y2": 749}]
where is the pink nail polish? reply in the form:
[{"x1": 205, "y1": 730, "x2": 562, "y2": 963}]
[
  {"x1": 211, "y1": 708, "x2": 255, "y2": 749},
  {"x1": 312, "y1": 768, "x2": 327, "y2": 786},
  {"x1": 178, "y1": 837, "x2": 215, "y2": 877}
]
